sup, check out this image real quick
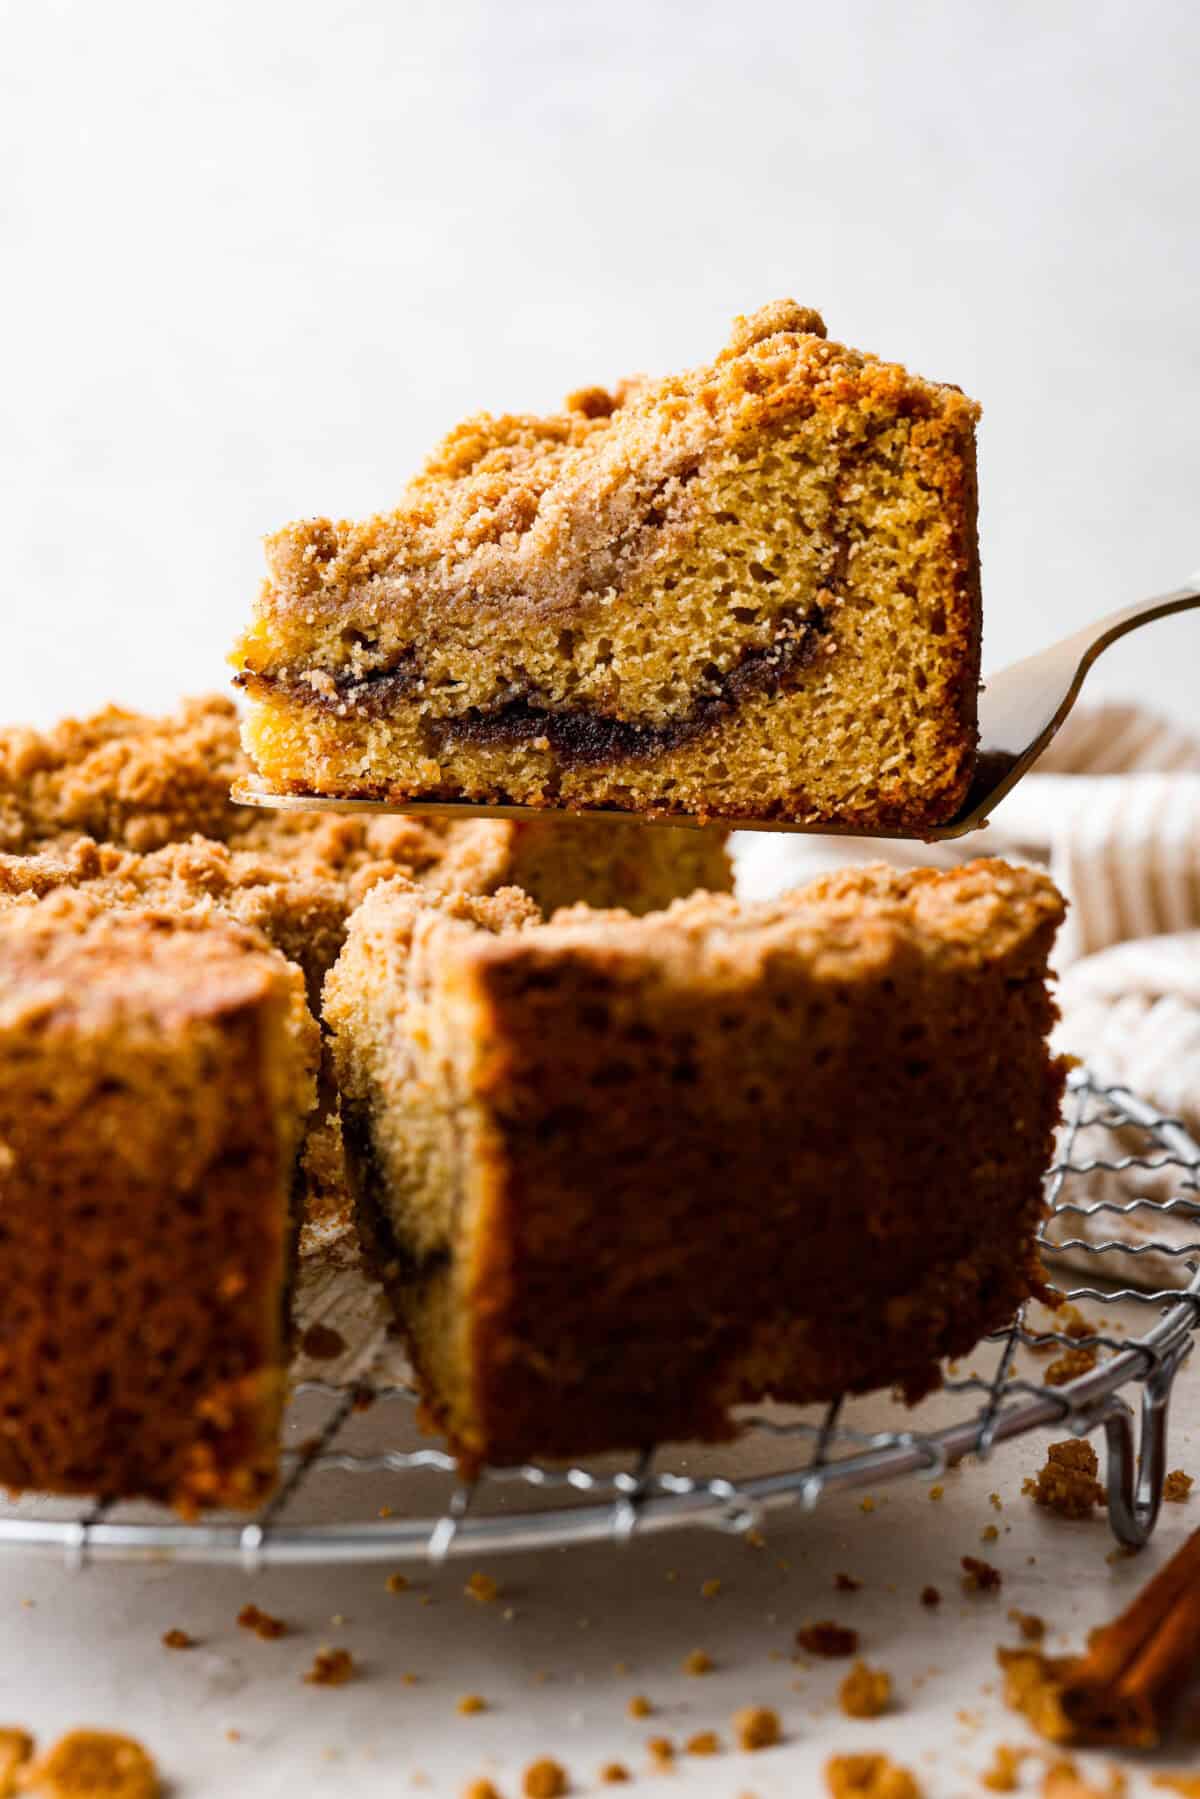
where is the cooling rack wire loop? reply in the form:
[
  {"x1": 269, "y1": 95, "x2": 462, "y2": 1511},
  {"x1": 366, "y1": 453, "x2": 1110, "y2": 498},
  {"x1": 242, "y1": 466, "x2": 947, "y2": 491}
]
[{"x1": 2, "y1": 1068, "x2": 1198, "y2": 1569}]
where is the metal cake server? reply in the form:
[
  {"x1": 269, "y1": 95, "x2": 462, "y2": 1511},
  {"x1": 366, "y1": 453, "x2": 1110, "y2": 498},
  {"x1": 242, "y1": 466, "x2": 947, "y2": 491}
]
[{"x1": 233, "y1": 578, "x2": 1200, "y2": 841}]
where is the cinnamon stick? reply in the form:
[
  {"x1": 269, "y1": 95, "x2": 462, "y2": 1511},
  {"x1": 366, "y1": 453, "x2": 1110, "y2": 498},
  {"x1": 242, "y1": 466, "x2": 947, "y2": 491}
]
[{"x1": 1000, "y1": 1526, "x2": 1200, "y2": 1748}]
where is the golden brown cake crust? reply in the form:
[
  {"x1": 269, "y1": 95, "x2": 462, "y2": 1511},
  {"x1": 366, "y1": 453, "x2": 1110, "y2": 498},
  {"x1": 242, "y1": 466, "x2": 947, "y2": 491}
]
[
  {"x1": 233, "y1": 302, "x2": 981, "y2": 829},
  {"x1": 0, "y1": 892, "x2": 318, "y2": 1510},
  {"x1": 326, "y1": 860, "x2": 1066, "y2": 1467}
]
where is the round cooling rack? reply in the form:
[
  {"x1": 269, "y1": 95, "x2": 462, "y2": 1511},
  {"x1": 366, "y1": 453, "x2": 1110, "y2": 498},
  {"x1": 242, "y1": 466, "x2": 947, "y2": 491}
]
[{"x1": 2, "y1": 1068, "x2": 1198, "y2": 1570}]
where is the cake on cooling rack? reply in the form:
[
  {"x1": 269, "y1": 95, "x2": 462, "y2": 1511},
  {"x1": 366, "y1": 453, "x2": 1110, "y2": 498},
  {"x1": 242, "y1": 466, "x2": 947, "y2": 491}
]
[
  {"x1": 0, "y1": 892, "x2": 318, "y2": 1510},
  {"x1": 0, "y1": 695, "x2": 730, "y2": 1254},
  {"x1": 324, "y1": 859, "x2": 1068, "y2": 1468},
  {"x1": 232, "y1": 299, "x2": 981, "y2": 830}
]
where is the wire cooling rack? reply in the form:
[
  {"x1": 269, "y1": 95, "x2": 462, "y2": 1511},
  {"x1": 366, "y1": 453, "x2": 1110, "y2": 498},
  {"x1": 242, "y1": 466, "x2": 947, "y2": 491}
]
[{"x1": 1, "y1": 1068, "x2": 1197, "y2": 1570}]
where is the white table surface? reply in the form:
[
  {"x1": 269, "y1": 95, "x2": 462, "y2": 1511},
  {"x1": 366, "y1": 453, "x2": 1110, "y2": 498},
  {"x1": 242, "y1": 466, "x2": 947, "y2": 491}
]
[{"x1": 1, "y1": 1311, "x2": 1197, "y2": 1798}]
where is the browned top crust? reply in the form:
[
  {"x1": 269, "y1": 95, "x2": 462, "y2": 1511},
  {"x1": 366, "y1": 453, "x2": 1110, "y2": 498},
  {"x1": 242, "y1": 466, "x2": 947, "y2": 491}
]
[
  {"x1": 234, "y1": 301, "x2": 981, "y2": 677},
  {"x1": 518, "y1": 859, "x2": 1064, "y2": 980},
  {"x1": 0, "y1": 695, "x2": 250, "y2": 853},
  {"x1": 0, "y1": 888, "x2": 314, "y2": 1044}
]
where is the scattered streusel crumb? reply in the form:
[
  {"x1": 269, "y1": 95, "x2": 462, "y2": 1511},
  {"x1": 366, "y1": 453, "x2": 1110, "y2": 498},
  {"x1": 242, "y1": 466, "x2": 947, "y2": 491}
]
[
  {"x1": 732, "y1": 1706, "x2": 781, "y2": 1752},
  {"x1": 1164, "y1": 1470, "x2": 1193, "y2": 1503},
  {"x1": 928, "y1": 1486, "x2": 944, "y2": 1503},
  {"x1": 402, "y1": 1672, "x2": 420, "y2": 1686},
  {"x1": 599, "y1": 1764, "x2": 630, "y2": 1785},
  {"x1": 18, "y1": 1730, "x2": 160, "y2": 1799},
  {"x1": 980, "y1": 1744, "x2": 1030, "y2": 1791},
  {"x1": 522, "y1": 1759, "x2": 568, "y2": 1798},
  {"x1": 682, "y1": 1649, "x2": 713, "y2": 1676},
  {"x1": 961, "y1": 1555, "x2": 1002, "y2": 1593},
  {"x1": 700, "y1": 1578, "x2": 722, "y2": 1600},
  {"x1": 1007, "y1": 1608, "x2": 1046, "y2": 1642},
  {"x1": 919, "y1": 1586, "x2": 941, "y2": 1609},
  {"x1": 745, "y1": 1528, "x2": 766, "y2": 1549},
  {"x1": 685, "y1": 1731, "x2": 722, "y2": 1756},
  {"x1": 465, "y1": 1572, "x2": 500, "y2": 1604},
  {"x1": 457, "y1": 1694, "x2": 487, "y2": 1716},
  {"x1": 981, "y1": 1524, "x2": 1000, "y2": 1542},
  {"x1": 224, "y1": 1730, "x2": 241, "y2": 1743},
  {"x1": 1041, "y1": 1757, "x2": 1126, "y2": 1797},
  {"x1": 304, "y1": 1648, "x2": 356, "y2": 1687},
  {"x1": 646, "y1": 1736, "x2": 675, "y2": 1767},
  {"x1": 237, "y1": 1603, "x2": 287, "y2": 1640},
  {"x1": 1044, "y1": 1346, "x2": 1098, "y2": 1387},
  {"x1": 835, "y1": 1572, "x2": 862, "y2": 1592},
  {"x1": 161, "y1": 1628, "x2": 195, "y2": 1650},
  {"x1": 1023, "y1": 1440, "x2": 1106, "y2": 1519},
  {"x1": 385, "y1": 1572, "x2": 410, "y2": 1594},
  {"x1": 838, "y1": 1660, "x2": 892, "y2": 1719},
  {"x1": 462, "y1": 1782, "x2": 502, "y2": 1799},
  {"x1": 628, "y1": 1695, "x2": 653, "y2": 1718},
  {"x1": 990, "y1": 1492, "x2": 1003, "y2": 1511},
  {"x1": 824, "y1": 1751, "x2": 922, "y2": 1797},
  {"x1": 796, "y1": 1621, "x2": 859, "y2": 1658},
  {"x1": 859, "y1": 1497, "x2": 876, "y2": 1514}
]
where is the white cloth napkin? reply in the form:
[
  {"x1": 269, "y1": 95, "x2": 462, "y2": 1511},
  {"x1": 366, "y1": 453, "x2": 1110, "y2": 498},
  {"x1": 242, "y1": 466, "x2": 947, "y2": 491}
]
[{"x1": 734, "y1": 704, "x2": 1200, "y2": 1286}]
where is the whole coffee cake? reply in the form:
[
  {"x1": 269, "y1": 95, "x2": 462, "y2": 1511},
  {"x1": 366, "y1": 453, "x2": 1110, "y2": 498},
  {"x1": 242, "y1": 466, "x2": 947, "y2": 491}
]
[
  {"x1": 0, "y1": 892, "x2": 318, "y2": 1509},
  {"x1": 324, "y1": 860, "x2": 1067, "y2": 1467},
  {"x1": 233, "y1": 300, "x2": 981, "y2": 829}
]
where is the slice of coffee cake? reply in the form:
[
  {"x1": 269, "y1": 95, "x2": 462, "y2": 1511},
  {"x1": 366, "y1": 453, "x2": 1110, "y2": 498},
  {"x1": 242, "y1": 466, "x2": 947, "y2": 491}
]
[
  {"x1": 0, "y1": 893, "x2": 318, "y2": 1509},
  {"x1": 324, "y1": 861, "x2": 1066, "y2": 1468},
  {"x1": 234, "y1": 301, "x2": 981, "y2": 829}
]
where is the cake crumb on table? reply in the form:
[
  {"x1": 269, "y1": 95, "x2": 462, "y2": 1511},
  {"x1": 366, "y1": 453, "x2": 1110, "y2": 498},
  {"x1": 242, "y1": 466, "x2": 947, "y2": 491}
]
[
  {"x1": 919, "y1": 1586, "x2": 941, "y2": 1608},
  {"x1": 1008, "y1": 1608, "x2": 1046, "y2": 1641},
  {"x1": 1044, "y1": 1345, "x2": 1099, "y2": 1387},
  {"x1": 385, "y1": 1572, "x2": 410, "y2": 1594},
  {"x1": 646, "y1": 1737, "x2": 675, "y2": 1767},
  {"x1": 700, "y1": 1578, "x2": 722, "y2": 1599},
  {"x1": 1164, "y1": 1470, "x2": 1193, "y2": 1502},
  {"x1": 961, "y1": 1555, "x2": 1002, "y2": 1592},
  {"x1": 928, "y1": 1486, "x2": 944, "y2": 1503},
  {"x1": 824, "y1": 1751, "x2": 922, "y2": 1797},
  {"x1": 838, "y1": 1660, "x2": 892, "y2": 1718},
  {"x1": 732, "y1": 1706, "x2": 781, "y2": 1752},
  {"x1": 1041, "y1": 1757, "x2": 1126, "y2": 1797},
  {"x1": 462, "y1": 1782, "x2": 503, "y2": 1799},
  {"x1": 797, "y1": 1620, "x2": 859, "y2": 1657},
  {"x1": 980, "y1": 1743, "x2": 1030, "y2": 1791},
  {"x1": 981, "y1": 1524, "x2": 1000, "y2": 1542},
  {"x1": 161, "y1": 1628, "x2": 195, "y2": 1650},
  {"x1": 685, "y1": 1731, "x2": 722, "y2": 1755},
  {"x1": 834, "y1": 1572, "x2": 862, "y2": 1592},
  {"x1": 522, "y1": 1760, "x2": 568, "y2": 1798},
  {"x1": 682, "y1": 1649, "x2": 713, "y2": 1676},
  {"x1": 17, "y1": 1730, "x2": 160, "y2": 1799},
  {"x1": 627, "y1": 1695, "x2": 653, "y2": 1718},
  {"x1": 237, "y1": 1603, "x2": 287, "y2": 1639},
  {"x1": 456, "y1": 1694, "x2": 488, "y2": 1716},
  {"x1": 465, "y1": 1572, "x2": 501, "y2": 1604},
  {"x1": 598, "y1": 1764, "x2": 630, "y2": 1784},
  {"x1": 304, "y1": 1648, "x2": 356, "y2": 1687},
  {"x1": 1024, "y1": 1441, "x2": 1106, "y2": 1518}
]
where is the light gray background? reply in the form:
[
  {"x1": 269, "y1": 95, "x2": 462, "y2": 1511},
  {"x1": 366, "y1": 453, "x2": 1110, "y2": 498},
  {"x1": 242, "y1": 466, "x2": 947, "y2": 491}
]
[{"x1": 3, "y1": 0, "x2": 1197, "y2": 730}]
